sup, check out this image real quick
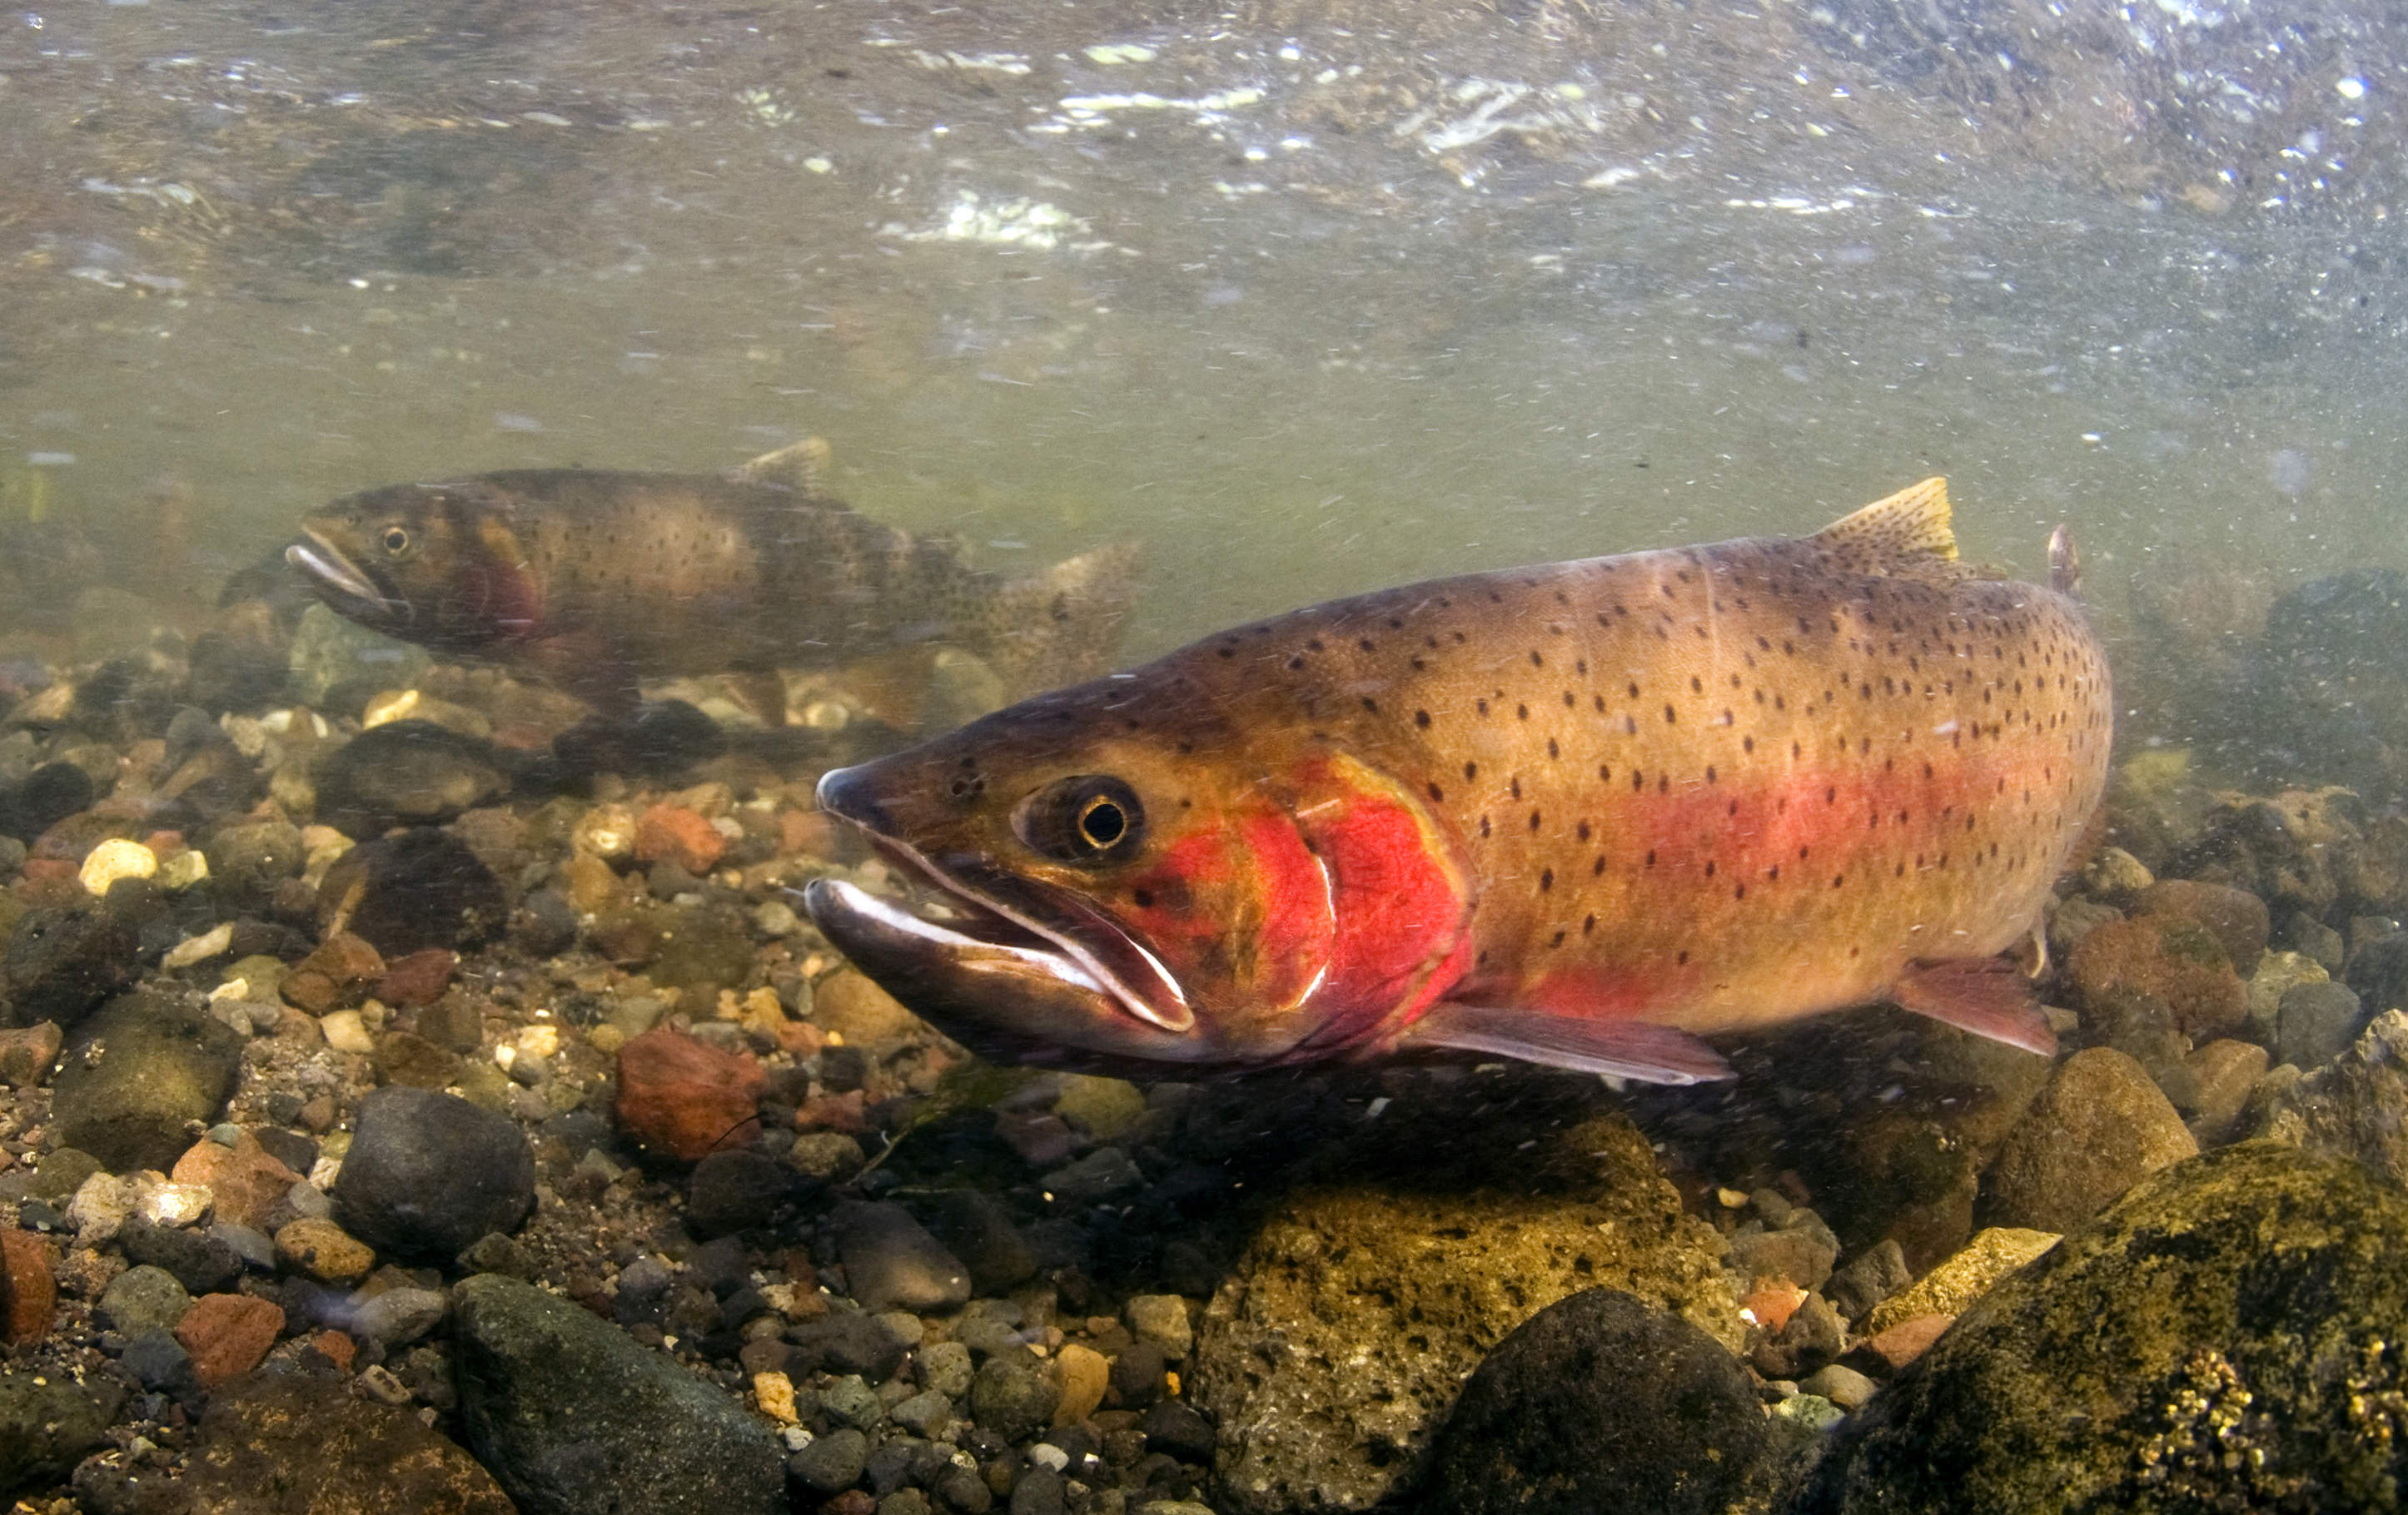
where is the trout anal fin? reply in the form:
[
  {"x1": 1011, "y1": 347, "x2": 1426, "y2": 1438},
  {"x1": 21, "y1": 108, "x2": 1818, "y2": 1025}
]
[
  {"x1": 1890, "y1": 956, "x2": 2058, "y2": 1057},
  {"x1": 1401, "y1": 1003, "x2": 1734, "y2": 1085}
]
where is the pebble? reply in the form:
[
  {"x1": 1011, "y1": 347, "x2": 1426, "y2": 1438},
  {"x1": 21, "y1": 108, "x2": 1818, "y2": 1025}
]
[
  {"x1": 811, "y1": 970, "x2": 927, "y2": 1056},
  {"x1": 0, "y1": 1021, "x2": 62, "y2": 1087},
  {"x1": 52, "y1": 993, "x2": 245, "y2": 1173},
  {"x1": 163, "y1": 919, "x2": 236, "y2": 970},
  {"x1": 281, "y1": 931, "x2": 386, "y2": 1014},
  {"x1": 1865, "y1": 1228, "x2": 2062, "y2": 1337},
  {"x1": 1983, "y1": 1047, "x2": 2199, "y2": 1233},
  {"x1": 1108, "y1": 1342, "x2": 1166, "y2": 1408},
  {"x1": 320, "y1": 1009, "x2": 378, "y2": 1054},
  {"x1": 1141, "y1": 1400, "x2": 1218, "y2": 1464},
  {"x1": 792, "y1": 1426, "x2": 873, "y2": 1493},
  {"x1": 201, "y1": 817, "x2": 306, "y2": 898},
  {"x1": 376, "y1": 946, "x2": 458, "y2": 1006},
  {"x1": 1051, "y1": 1342, "x2": 1110, "y2": 1425},
  {"x1": 927, "y1": 1190, "x2": 1039, "y2": 1294},
  {"x1": 121, "y1": 1215, "x2": 243, "y2": 1295},
  {"x1": 2280, "y1": 981, "x2": 2369, "y2": 1069},
  {"x1": 1042, "y1": 1146, "x2": 1143, "y2": 1205},
  {"x1": 614, "y1": 1026, "x2": 767, "y2": 1160},
  {"x1": 173, "y1": 1131, "x2": 302, "y2": 1234},
  {"x1": 2, "y1": 901, "x2": 138, "y2": 1027},
  {"x1": 332, "y1": 1085, "x2": 536, "y2": 1259},
  {"x1": 99, "y1": 1263, "x2": 194, "y2": 1336},
  {"x1": 77, "y1": 837, "x2": 158, "y2": 895},
  {"x1": 1727, "y1": 1222, "x2": 1839, "y2": 1294},
  {"x1": 452, "y1": 1273, "x2": 787, "y2": 1515},
  {"x1": 1799, "y1": 1363, "x2": 1878, "y2": 1409},
  {"x1": 1122, "y1": 1294, "x2": 1192, "y2": 1361},
  {"x1": 635, "y1": 802, "x2": 726, "y2": 875},
  {"x1": 121, "y1": 1327, "x2": 206, "y2": 1408},
  {"x1": 2347, "y1": 931, "x2": 2408, "y2": 1015},
  {"x1": 789, "y1": 1130, "x2": 868, "y2": 1182},
  {"x1": 2134, "y1": 878, "x2": 2271, "y2": 976},
  {"x1": 1860, "y1": 1313, "x2": 1953, "y2": 1372},
  {"x1": 175, "y1": 1290, "x2": 286, "y2": 1386},
  {"x1": 138, "y1": 1180, "x2": 214, "y2": 1228},
  {"x1": 687, "y1": 1147, "x2": 815, "y2": 1238},
  {"x1": 890, "y1": 1388, "x2": 954, "y2": 1437},
  {"x1": 318, "y1": 827, "x2": 507, "y2": 957},
  {"x1": 1, "y1": 1229, "x2": 55, "y2": 1344},
  {"x1": 970, "y1": 1354, "x2": 1062, "y2": 1444},
  {"x1": 356, "y1": 1285, "x2": 448, "y2": 1349},
  {"x1": 820, "y1": 1373, "x2": 886, "y2": 1431},
  {"x1": 830, "y1": 1200, "x2": 973, "y2": 1314},
  {"x1": 275, "y1": 1216, "x2": 376, "y2": 1284},
  {"x1": 314, "y1": 718, "x2": 510, "y2": 832},
  {"x1": 918, "y1": 1339, "x2": 976, "y2": 1399}
]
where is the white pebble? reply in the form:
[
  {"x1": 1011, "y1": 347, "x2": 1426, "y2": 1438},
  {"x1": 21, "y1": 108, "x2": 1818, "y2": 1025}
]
[
  {"x1": 137, "y1": 1182, "x2": 214, "y2": 1228},
  {"x1": 158, "y1": 849, "x2": 211, "y2": 890},
  {"x1": 163, "y1": 921, "x2": 235, "y2": 970},
  {"x1": 79, "y1": 838, "x2": 158, "y2": 895},
  {"x1": 1027, "y1": 1443, "x2": 1070, "y2": 1473},
  {"x1": 321, "y1": 1008, "x2": 377, "y2": 1054}
]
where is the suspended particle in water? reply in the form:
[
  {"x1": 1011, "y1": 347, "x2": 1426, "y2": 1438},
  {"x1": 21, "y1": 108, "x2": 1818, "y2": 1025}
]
[{"x1": 2269, "y1": 448, "x2": 2311, "y2": 499}]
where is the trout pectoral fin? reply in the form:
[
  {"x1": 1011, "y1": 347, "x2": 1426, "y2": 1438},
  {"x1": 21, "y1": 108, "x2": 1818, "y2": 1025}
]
[
  {"x1": 1400, "y1": 1003, "x2": 1734, "y2": 1085},
  {"x1": 1889, "y1": 956, "x2": 2058, "y2": 1057}
]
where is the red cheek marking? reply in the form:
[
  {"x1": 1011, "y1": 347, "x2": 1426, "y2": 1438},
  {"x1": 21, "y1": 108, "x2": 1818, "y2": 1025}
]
[
  {"x1": 1121, "y1": 817, "x2": 1333, "y2": 1012},
  {"x1": 462, "y1": 560, "x2": 545, "y2": 641},
  {"x1": 1302, "y1": 783, "x2": 1472, "y2": 1041}
]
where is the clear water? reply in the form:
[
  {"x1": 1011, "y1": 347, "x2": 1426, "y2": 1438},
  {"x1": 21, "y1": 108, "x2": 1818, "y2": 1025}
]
[{"x1": 4, "y1": 0, "x2": 2400, "y2": 674}]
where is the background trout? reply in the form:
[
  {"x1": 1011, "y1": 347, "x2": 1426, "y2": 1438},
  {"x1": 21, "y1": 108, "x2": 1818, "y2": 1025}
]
[
  {"x1": 804, "y1": 479, "x2": 2112, "y2": 1083},
  {"x1": 286, "y1": 440, "x2": 1137, "y2": 723}
]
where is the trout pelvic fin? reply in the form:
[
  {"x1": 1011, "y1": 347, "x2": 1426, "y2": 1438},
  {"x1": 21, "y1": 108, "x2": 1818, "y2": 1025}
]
[
  {"x1": 1400, "y1": 1003, "x2": 1734, "y2": 1085},
  {"x1": 1890, "y1": 956, "x2": 2058, "y2": 1057},
  {"x1": 1808, "y1": 476, "x2": 1965, "y2": 581},
  {"x1": 976, "y1": 541, "x2": 1144, "y2": 698}
]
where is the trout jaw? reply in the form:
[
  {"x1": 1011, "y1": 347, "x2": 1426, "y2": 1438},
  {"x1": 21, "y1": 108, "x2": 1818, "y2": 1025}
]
[
  {"x1": 812, "y1": 763, "x2": 1196, "y2": 1037},
  {"x1": 286, "y1": 531, "x2": 411, "y2": 628},
  {"x1": 802, "y1": 877, "x2": 1210, "y2": 1067}
]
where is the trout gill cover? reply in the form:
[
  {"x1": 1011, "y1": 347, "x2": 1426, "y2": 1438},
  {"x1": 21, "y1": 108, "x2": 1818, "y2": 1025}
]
[
  {"x1": 803, "y1": 479, "x2": 2112, "y2": 1084},
  {"x1": 285, "y1": 440, "x2": 1138, "y2": 723}
]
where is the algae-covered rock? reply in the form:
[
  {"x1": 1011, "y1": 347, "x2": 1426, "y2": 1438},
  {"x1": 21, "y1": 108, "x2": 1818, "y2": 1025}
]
[
  {"x1": 52, "y1": 991, "x2": 244, "y2": 1173},
  {"x1": 1192, "y1": 1110, "x2": 1735, "y2": 1515},
  {"x1": 2255, "y1": 1008, "x2": 2408, "y2": 1188},
  {"x1": 1862, "y1": 1227, "x2": 2058, "y2": 1337},
  {"x1": 1983, "y1": 1047, "x2": 2196, "y2": 1234},
  {"x1": 1798, "y1": 1142, "x2": 2408, "y2": 1514}
]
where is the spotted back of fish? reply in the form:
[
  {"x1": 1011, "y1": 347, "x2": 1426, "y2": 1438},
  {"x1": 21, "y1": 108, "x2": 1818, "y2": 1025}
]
[{"x1": 1133, "y1": 479, "x2": 2111, "y2": 1033}]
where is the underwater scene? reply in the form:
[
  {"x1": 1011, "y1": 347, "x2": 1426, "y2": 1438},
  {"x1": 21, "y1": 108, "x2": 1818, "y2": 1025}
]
[{"x1": 5, "y1": 1, "x2": 2408, "y2": 1511}]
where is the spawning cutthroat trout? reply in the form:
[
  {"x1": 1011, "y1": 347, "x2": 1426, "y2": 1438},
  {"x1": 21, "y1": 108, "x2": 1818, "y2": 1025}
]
[
  {"x1": 803, "y1": 479, "x2": 2111, "y2": 1084},
  {"x1": 286, "y1": 440, "x2": 1137, "y2": 723}
]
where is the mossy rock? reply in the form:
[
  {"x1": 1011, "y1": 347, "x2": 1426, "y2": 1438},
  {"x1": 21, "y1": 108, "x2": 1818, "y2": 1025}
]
[{"x1": 1797, "y1": 1141, "x2": 2408, "y2": 1514}]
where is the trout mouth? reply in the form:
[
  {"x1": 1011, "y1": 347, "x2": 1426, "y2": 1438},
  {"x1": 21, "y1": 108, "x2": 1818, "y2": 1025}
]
[
  {"x1": 286, "y1": 530, "x2": 411, "y2": 625},
  {"x1": 810, "y1": 768, "x2": 1194, "y2": 1036}
]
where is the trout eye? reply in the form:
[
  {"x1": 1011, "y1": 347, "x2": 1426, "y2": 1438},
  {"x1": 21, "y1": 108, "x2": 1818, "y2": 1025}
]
[
  {"x1": 379, "y1": 525, "x2": 414, "y2": 557},
  {"x1": 1015, "y1": 775, "x2": 1146, "y2": 864}
]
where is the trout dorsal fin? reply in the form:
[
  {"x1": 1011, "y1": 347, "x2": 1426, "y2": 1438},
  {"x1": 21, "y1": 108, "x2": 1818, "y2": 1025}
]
[
  {"x1": 728, "y1": 436, "x2": 835, "y2": 499},
  {"x1": 1808, "y1": 477, "x2": 1963, "y2": 580}
]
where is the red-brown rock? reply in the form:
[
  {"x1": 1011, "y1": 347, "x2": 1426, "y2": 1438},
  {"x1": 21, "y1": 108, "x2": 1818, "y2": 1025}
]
[
  {"x1": 1863, "y1": 1312, "x2": 1954, "y2": 1371},
  {"x1": 2134, "y1": 879, "x2": 2272, "y2": 978},
  {"x1": 376, "y1": 948, "x2": 459, "y2": 1008},
  {"x1": 614, "y1": 1026, "x2": 765, "y2": 1160},
  {"x1": 0, "y1": 1020, "x2": 62, "y2": 1088},
  {"x1": 173, "y1": 1131, "x2": 303, "y2": 1231},
  {"x1": 634, "y1": 803, "x2": 726, "y2": 876},
  {"x1": 283, "y1": 931, "x2": 386, "y2": 1014},
  {"x1": 2067, "y1": 913, "x2": 2248, "y2": 1041},
  {"x1": 311, "y1": 1328, "x2": 358, "y2": 1373},
  {"x1": 177, "y1": 1292, "x2": 286, "y2": 1386},
  {"x1": 2, "y1": 1229, "x2": 56, "y2": 1344}
]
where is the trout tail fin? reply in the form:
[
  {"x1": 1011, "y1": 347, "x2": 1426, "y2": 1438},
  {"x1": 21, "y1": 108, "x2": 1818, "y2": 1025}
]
[{"x1": 975, "y1": 542, "x2": 1144, "y2": 697}]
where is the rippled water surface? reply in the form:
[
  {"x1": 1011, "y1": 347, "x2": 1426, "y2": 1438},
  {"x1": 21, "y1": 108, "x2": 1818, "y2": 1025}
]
[{"x1": 4, "y1": 0, "x2": 2404, "y2": 661}]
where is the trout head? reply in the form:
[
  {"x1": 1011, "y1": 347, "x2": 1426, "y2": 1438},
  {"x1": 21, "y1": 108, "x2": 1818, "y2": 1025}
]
[
  {"x1": 286, "y1": 479, "x2": 543, "y2": 654},
  {"x1": 803, "y1": 685, "x2": 1475, "y2": 1072}
]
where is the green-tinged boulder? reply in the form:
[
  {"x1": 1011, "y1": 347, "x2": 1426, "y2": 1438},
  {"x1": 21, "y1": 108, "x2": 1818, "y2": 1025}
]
[
  {"x1": 1192, "y1": 1110, "x2": 1736, "y2": 1515},
  {"x1": 1797, "y1": 1142, "x2": 2408, "y2": 1514},
  {"x1": 450, "y1": 1273, "x2": 783, "y2": 1515},
  {"x1": 52, "y1": 991, "x2": 243, "y2": 1173},
  {"x1": 0, "y1": 1368, "x2": 124, "y2": 1497}
]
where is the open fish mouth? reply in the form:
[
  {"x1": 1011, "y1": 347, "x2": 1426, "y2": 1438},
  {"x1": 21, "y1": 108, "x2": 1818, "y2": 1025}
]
[
  {"x1": 286, "y1": 532, "x2": 410, "y2": 623},
  {"x1": 809, "y1": 765, "x2": 1194, "y2": 1036}
]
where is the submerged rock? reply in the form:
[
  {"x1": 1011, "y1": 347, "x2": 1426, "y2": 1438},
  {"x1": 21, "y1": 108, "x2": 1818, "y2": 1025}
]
[
  {"x1": 2, "y1": 901, "x2": 138, "y2": 1029},
  {"x1": 334, "y1": 1086, "x2": 535, "y2": 1260},
  {"x1": 317, "y1": 827, "x2": 505, "y2": 957},
  {"x1": 182, "y1": 1368, "x2": 515, "y2": 1515},
  {"x1": 1798, "y1": 1143, "x2": 2408, "y2": 1513},
  {"x1": 0, "y1": 1368, "x2": 124, "y2": 1498},
  {"x1": 451, "y1": 1273, "x2": 785, "y2": 1515},
  {"x1": 52, "y1": 992, "x2": 244, "y2": 1173},
  {"x1": 1192, "y1": 1111, "x2": 1735, "y2": 1515},
  {"x1": 1417, "y1": 1288, "x2": 1773, "y2": 1515},
  {"x1": 314, "y1": 719, "x2": 511, "y2": 834},
  {"x1": 2256, "y1": 1009, "x2": 2408, "y2": 1189},
  {"x1": 1981, "y1": 1047, "x2": 2196, "y2": 1234}
]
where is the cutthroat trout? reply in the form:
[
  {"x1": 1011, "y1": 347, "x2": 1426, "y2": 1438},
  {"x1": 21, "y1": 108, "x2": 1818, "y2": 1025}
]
[
  {"x1": 803, "y1": 479, "x2": 2111, "y2": 1083},
  {"x1": 286, "y1": 440, "x2": 1137, "y2": 723}
]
